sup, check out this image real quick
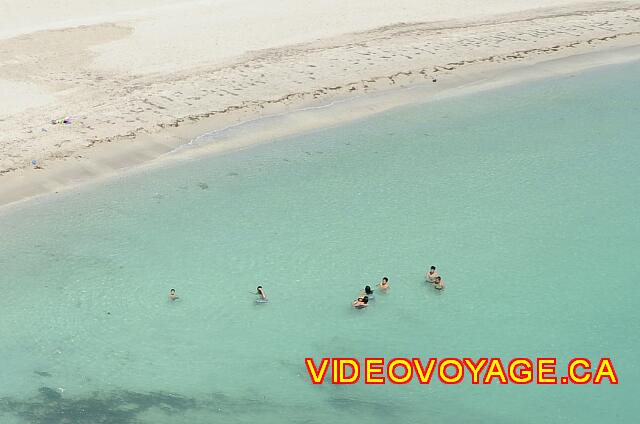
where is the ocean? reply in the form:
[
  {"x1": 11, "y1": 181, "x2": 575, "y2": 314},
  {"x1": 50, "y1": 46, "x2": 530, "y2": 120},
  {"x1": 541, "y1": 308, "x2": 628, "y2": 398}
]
[{"x1": 1, "y1": 60, "x2": 638, "y2": 423}]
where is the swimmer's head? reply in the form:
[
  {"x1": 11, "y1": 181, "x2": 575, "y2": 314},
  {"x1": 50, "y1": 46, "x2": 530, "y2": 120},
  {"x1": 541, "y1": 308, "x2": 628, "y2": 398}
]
[
  {"x1": 257, "y1": 285, "x2": 263, "y2": 290},
  {"x1": 430, "y1": 266, "x2": 436, "y2": 271},
  {"x1": 362, "y1": 296, "x2": 369, "y2": 304},
  {"x1": 382, "y1": 277, "x2": 388, "y2": 283},
  {"x1": 435, "y1": 276, "x2": 441, "y2": 282},
  {"x1": 365, "y1": 285, "x2": 373, "y2": 294},
  {"x1": 170, "y1": 289, "x2": 176, "y2": 294}
]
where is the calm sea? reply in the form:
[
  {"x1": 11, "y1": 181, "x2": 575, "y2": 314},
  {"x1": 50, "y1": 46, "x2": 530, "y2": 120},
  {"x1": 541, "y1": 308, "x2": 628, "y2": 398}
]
[{"x1": 1, "y1": 60, "x2": 638, "y2": 423}]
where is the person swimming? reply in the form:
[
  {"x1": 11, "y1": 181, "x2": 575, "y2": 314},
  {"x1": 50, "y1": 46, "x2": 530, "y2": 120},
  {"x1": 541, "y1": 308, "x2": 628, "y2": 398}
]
[
  {"x1": 426, "y1": 266, "x2": 439, "y2": 283},
  {"x1": 168, "y1": 288, "x2": 179, "y2": 301},
  {"x1": 360, "y1": 285, "x2": 375, "y2": 299},
  {"x1": 352, "y1": 296, "x2": 369, "y2": 308},
  {"x1": 378, "y1": 277, "x2": 389, "y2": 291},
  {"x1": 433, "y1": 276, "x2": 445, "y2": 290},
  {"x1": 256, "y1": 285, "x2": 267, "y2": 300}
]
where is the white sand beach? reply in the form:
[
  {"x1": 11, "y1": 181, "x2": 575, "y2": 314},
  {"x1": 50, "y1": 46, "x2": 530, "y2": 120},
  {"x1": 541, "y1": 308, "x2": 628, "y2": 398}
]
[{"x1": 1, "y1": 0, "x2": 640, "y2": 207}]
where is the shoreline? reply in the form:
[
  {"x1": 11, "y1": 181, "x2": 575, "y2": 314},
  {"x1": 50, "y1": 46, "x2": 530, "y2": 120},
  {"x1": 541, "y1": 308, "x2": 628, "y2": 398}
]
[
  {"x1": 2, "y1": 2, "x2": 640, "y2": 210},
  {"x1": 1, "y1": 41, "x2": 640, "y2": 213}
]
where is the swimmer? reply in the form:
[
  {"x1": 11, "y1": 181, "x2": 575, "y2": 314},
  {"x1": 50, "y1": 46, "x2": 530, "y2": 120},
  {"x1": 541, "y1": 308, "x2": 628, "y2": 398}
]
[
  {"x1": 426, "y1": 266, "x2": 439, "y2": 283},
  {"x1": 434, "y1": 276, "x2": 445, "y2": 290},
  {"x1": 378, "y1": 277, "x2": 390, "y2": 290},
  {"x1": 352, "y1": 296, "x2": 369, "y2": 308},
  {"x1": 359, "y1": 285, "x2": 375, "y2": 299},
  {"x1": 256, "y1": 285, "x2": 267, "y2": 300},
  {"x1": 168, "y1": 288, "x2": 179, "y2": 301}
]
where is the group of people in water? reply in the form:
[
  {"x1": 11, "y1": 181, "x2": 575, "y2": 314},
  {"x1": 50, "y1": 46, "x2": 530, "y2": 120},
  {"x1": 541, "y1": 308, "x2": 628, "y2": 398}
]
[
  {"x1": 351, "y1": 282, "x2": 381, "y2": 308},
  {"x1": 169, "y1": 286, "x2": 268, "y2": 302},
  {"x1": 168, "y1": 266, "x2": 444, "y2": 307},
  {"x1": 351, "y1": 266, "x2": 445, "y2": 309},
  {"x1": 426, "y1": 265, "x2": 446, "y2": 290}
]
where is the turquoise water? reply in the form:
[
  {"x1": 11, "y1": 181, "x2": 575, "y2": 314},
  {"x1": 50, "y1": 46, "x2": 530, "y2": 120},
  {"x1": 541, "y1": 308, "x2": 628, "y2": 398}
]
[{"x1": 1, "y1": 61, "x2": 639, "y2": 423}]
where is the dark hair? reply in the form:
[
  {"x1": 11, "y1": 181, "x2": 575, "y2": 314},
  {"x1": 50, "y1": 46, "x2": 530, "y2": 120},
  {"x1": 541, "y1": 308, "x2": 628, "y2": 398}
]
[
  {"x1": 362, "y1": 296, "x2": 369, "y2": 304},
  {"x1": 257, "y1": 286, "x2": 263, "y2": 290},
  {"x1": 170, "y1": 289, "x2": 175, "y2": 293},
  {"x1": 430, "y1": 266, "x2": 436, "y2": 270},
  {"x1": 365, "y1": 285, "x2": 373, "y2": 294},
  {"x1": 382, "y1": 277, "x2": 388, "y2": 282},
  {"x1": 435, "y1": 276, "x2": 441, "y2": 282}
]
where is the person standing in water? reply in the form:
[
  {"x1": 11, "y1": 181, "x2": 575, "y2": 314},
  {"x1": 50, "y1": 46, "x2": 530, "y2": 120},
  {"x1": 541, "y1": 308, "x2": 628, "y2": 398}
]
[
  {"x1": 352, "y1": 296, "x2": 369, "y2": 308},
  {"x1": 433, "y1": 276, "x2": 445, "y2": 290},
  {"x1": 168, "y1": 288, "x2": 179, "y2": 301},
  {"x1": 256, "y1": 285, "x2": 267, "y2": 300},
  {"x1": 378, "y1": 277, "x2": 390, "y2": 291},
  {"x1": 360, "y1": 285, "x2": 374, "y2": 299},
  {"x1": 426, "y1": 266, "x2": 439, "y2": 283}
]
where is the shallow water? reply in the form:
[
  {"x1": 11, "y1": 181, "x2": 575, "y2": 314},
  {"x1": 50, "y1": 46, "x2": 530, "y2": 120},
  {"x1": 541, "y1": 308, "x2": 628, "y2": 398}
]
[{"x1": 1, "y1": 61, "x2": 639, "y2": 423}]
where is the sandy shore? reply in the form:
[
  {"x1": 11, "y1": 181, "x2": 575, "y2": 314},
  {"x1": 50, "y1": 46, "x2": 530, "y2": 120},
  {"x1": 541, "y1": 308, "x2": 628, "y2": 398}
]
[{"x1": 1, "y1": 0, "x2": 640, "y2": 208}]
